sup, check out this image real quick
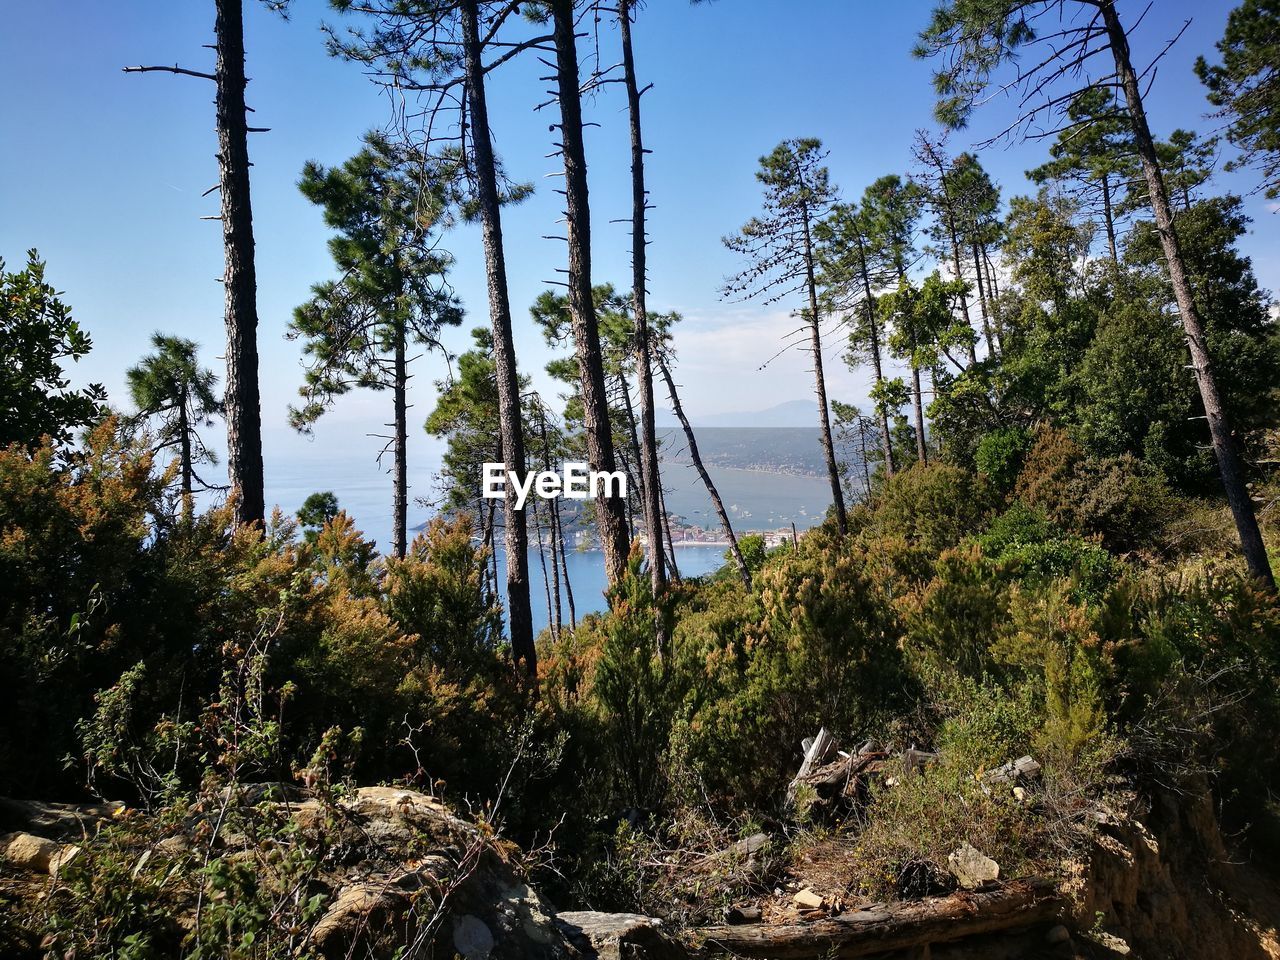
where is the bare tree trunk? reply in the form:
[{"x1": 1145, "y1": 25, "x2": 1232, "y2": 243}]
[
  {"x1": 970, "y1": 238, "x2": 996, "y2": 357},
  {"x1": 657, "y1": 353, "x2": 750, "y2": 590},
  {"x1": 855, "y1": 233, "x2": 896, "y2": 477},
  {"x1": 555, "y1": 503, "x2": 577, "y2": 629},
  {"x1": 1103, "y1": 3, "x2": 1274, "y2": 590},
  {"x1": 392, "y1": 323, "x2": 408, "y2": 559},
  {"x1": 178, "y1": 385, "x2": 194, "y2": 502},
  {"x1": 619, "y1": 0, "x2": 667, "y2": 611},
  {"x1": 538, "y1": 412, "x2": 564, "y2": 637},
  {"x1": 660, "y1": 483, "x2": 681, "y2": 583},
  {"x1": 857, "y1": 415, "x2": 871, "y2": 499},
  {"x1": 533, "y1": 501, "x2": 554, "y2": 642},
  {"x1": 800, "y1": 205, "x2": 848, "y2": 535},
  {"x1": 214, "y1": 0, "x2": 264, "y2": 527},
  {"x1": 550, "y1": 0, "x2": 630, "y2": 586},
  {"x1": 460, "y1": 0, "x2": 536, "y2": 672},
  {"x1": 911, "y1": 363, "x2": 928, "y2": 466},
  {"x1": 1100, "y1": 172, "x2": 1120, "y2": 269}
]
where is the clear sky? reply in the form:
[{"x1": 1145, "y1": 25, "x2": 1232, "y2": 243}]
[{"x1": 2, "y1": 1, "x2": 1275, "y2": 482}]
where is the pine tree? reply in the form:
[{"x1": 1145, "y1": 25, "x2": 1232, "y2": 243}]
[
  {"x1": 918, "y1": 0, "x2": 1276, "y2": 588},
  {"x1": 1028, "y1": 87, "x2": 1136, "y2": 268},
  {"x1": 126, "y1": 333, "x2": 222, "y2": 504},
  {"x1": 290, "y1": 139, "x2": 462, "y2": 560},
  {"x1": 1197, "y1": 0, "x2": 1280, "y2": 198},
  {"x1": 724, "y1": 138, "x2": 849, "y2": 535}
]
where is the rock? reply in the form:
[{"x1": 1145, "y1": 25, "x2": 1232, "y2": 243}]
[
  {"x1": 0, "y1": 798, "x2": 124, "y2": 840},
  {"x1": 49, "y1": 843, "x2": 81, "y2": 877},
  {"x1": 453, "y1": 914, "x2": 496, "y2": 960},
  {"x1": 309, "y1": 881, "x2": 411, "y2": 960},
  {"x1": 947, "y1": 842, "x2": 1000, "y2": 890},
  {"x1": 793, "y1": 888, "x2": 825, "y2": 910},
  {"x1": 555, "y1": 911, "x2": 683, "y2": 960},
  {"x1": 1045, "y1": 923, "x2": 1071, "y2": 944},
  {"x1": 1, "y1": 831, "x2": 63, "y2": 873},
  {"x1": 1095, "y1": 931, "x2": 1132, "y2": 955}
]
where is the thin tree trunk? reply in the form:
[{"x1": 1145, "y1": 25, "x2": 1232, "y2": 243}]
[
  {"x1": 534, "y1": 501, "x2": 554, "y2": 641},
  {"x1": 660, "y1": 483, "x2": 681, "y2": 583},
  {"x1": 912, "y1": 363, "x2": 927, "y2": 466},
  {"x1": 1101, "y1": 172, "x2": 1120, "y2": 269},
  {"x1": 538, "y1": 412, "x2": 563, "y2": 637},
  {"x1": 971, "y1": 238, "x2": 996, "y2": 357},
  {"x1": 550, "y1": 0, "x2": 631, "y2": 586},
  {"x1": 800, "y1": 205, "x2": 848, "y2": 535},
  {"x1": 657, "y1": 353, "x2": 750, "y2": 590},
  {"x1": 214, "y1": 0, "x2": 264, "y2": 527},
  {"x1": 619, "y1": 0, "x2": 667, "y2": 609},
  {"x1": 982, "y1": 246, "x2": 1004, "y2": 348},
  {"x1": 1102, "y1": 3, "x2": 1275, "y2": 590},
  {"x1": 855, "y1": 233, "x2": 896, "y2": 477},
  {"x1": 178, "y1": 385, "x2": 193, "y2": 501},
  {"x1": 392, "y1": 323, "x2": 408, "y2": 559},
  {"x1": 946, "y1": 212, "x2": 978, "y2": 366},
  {"x1": 460, "y1": 0, "x2": 536, "y2": 672},
  {"x1": 857, "y1": 415, "x2": 871, "y2": 499},
  {"x1": 553, "y1": 495, "x2": 577, "y2": 629}
]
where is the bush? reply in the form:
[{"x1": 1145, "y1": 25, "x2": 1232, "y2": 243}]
[
  {"x1": 862, "y1": 464, "x2": 995, "y2": 555},
  {"x1": 975, "y1": 425, "x2": 1032, "y2": 493}
]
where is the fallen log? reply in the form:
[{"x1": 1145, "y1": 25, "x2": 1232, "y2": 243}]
[{"x1": 689, "y1": 880, "x2": 1062, "y2": 959}]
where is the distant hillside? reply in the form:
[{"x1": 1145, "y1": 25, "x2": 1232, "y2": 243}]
[{"x1": 655, "y1": 398, "x2": 819, "y2": 429}]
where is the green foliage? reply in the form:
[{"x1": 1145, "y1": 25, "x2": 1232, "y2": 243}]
[
  {"x1": 0, "y1": 251, "x2": 106, "y2": 448},
  {"x1": 127, "y1": 332, "x2": 221, "y2": 496},
  {"x1": 862, "y1": 463, "x2": 994, "y2": 555},
  {"x1": 296, "y1": 490, "x2": 339, "y2": 543},
  {"x1": 974, "y1": 425, "x2": 1030, "y2": 492},
  {"x1": 1197, "y1": 0, "x2": 1280, "y2": 197}
]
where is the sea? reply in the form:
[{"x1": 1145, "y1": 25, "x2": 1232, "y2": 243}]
[{"x1": 260, "y1": 429, "x2": 836, "y2": 635}]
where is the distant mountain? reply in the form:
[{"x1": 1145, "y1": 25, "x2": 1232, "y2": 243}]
[{"x1": 655, "y1": 399, "x2": 819, "y2": 429}]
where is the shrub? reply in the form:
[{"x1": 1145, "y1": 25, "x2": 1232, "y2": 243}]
[
  {"x1": 974, "y1": 425, "x2": 1032, "y2": 493},
  {"x1": 862, "y1": 463, "x2": 995, "y2": 555}
]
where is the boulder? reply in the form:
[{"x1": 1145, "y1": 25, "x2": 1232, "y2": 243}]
[
  {"x1": 1, "y1": 831, "x2": 63, "y2": 873},
  {"x1": 947, "y1": 843, "x2": 1000, "y2": 890}
]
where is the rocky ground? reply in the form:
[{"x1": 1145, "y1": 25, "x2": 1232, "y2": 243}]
[{"x1": 2, "y1": 775, "x2": 1278, "y2": 960}]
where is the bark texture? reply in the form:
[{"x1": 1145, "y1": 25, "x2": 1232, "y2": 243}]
[{"x1": 214, "y1": 0, "x2": 265, "y2": 527}]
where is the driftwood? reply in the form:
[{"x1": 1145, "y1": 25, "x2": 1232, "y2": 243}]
[
  {"x1": 691, "y1": 880, "x2": 1062, "y2": 959},
  {"x1": 982, "y1": 756, "x2": 1042, "y2": 787},
  {"x1": 787, "y1": 728, "x2": 837, "y2": 804}
]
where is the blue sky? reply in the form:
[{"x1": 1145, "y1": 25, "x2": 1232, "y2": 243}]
[{"x1": 2, "y1": 0, "x2": 1276, "y2": 524}]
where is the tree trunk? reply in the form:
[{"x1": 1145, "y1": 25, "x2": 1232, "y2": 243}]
[
  {"x1": 392, "y1": 323, "x2": 408, "y2": 559},
  {"x1": 947, "y1": 213, "x2": 978, "y2": 366},
  {"x1": 657, "y1": 353, "x2": 750, "y2": 590},
  {"x1": 660, "y1": 483, "x2": 681, "y2": 583},
  {"x1": 538, "y1": 413, "x2": 564, "y2": 637},
  {"x1": 214, "y1": 0, "x2": 264, "y2": 527},
  {"x1": 550, "y1": 0, "x2": 631, "y2": 586},
  {"x1": 460, "y1": 0, "x2": 537, "y2": 671},
  {"x1": 800, "y1": 205, "x2": 848, "y2": 535},
  {"x1": 856, "y1": 415, "x2": 871, "y2": 499},
  {"x1": 555, "y1": 502, "x2": 576, "y2": 630},
  {"x1": 619, "y1": 0, "x2": 667, "y2": 608},
  {"x1": 178, "y1": 385, "x2": 193, "y2": 502},
  {"x1": 1102, "y1": 3, "x2": 1275, "y2": 590},
  {"x1": 533, "y1": 502, "x2": 554, "y2": 642},
  {"x1": 855, "y1": 233, "x2": 896, "y2": 477},
  {"x1": 911, "y1": 362, "x2": 928, "y2": 465},
  {"x1": 1101, "y1": 172, "x2": 1120, "y2": 269},
  {"x1": 971, "y1": 238, "x2": 996, "y2": 357}
]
